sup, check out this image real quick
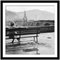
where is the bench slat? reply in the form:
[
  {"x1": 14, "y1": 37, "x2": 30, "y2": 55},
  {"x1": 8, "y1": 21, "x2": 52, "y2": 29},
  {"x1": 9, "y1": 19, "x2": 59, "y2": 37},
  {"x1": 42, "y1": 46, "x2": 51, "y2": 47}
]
[{"x1": 6, "y1": 35, "x2": 38, "y2": 39}]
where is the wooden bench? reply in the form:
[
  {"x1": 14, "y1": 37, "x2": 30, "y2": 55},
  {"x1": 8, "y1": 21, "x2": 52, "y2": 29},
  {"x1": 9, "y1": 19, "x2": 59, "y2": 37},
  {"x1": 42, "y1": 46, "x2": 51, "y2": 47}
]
[
  {"x1": 6, "y1": 27, "x2": 40, "y2": 44},
  {"x1": 6, "y1": 34, "x2": 39, "y2": 44}
]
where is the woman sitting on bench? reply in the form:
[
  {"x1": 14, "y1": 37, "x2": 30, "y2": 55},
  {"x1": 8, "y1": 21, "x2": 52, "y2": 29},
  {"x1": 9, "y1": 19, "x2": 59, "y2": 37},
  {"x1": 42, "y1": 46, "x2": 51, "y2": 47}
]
[{"x1": 9, "y1": 21, "x2": 20, "y2": 44}]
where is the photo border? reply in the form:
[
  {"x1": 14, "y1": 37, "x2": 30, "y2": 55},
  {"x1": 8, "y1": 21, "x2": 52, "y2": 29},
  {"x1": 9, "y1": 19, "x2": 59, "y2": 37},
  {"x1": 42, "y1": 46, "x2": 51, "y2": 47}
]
[{"x1": 1, "y1": 1, "x2": 59, "y2": 59}]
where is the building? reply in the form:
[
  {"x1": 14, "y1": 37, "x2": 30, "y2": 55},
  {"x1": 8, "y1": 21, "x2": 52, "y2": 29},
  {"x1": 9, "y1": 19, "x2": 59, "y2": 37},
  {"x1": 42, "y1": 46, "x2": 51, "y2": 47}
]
[{"x1": 23, "y1": 11, "x2": 27, "y2": 26}]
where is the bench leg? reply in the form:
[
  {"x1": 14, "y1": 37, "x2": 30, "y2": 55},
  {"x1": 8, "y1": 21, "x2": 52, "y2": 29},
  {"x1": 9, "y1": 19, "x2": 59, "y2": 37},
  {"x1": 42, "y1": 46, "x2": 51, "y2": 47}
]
[
  {"x1": 33, "y1": 37, "x2": 35, "y2": 43},
  {"x1": 11, "y1": 38, "x2": 14, "y2": 43},
  {"x1": 17, "y1": 38, "x2": 20, "y2": 44},
  {"x1": 35, "y1": 34, "x2": 38, "y2": 43},
  {"x1": 17, "y1": 35, "x2": 21, "y2": 44}
]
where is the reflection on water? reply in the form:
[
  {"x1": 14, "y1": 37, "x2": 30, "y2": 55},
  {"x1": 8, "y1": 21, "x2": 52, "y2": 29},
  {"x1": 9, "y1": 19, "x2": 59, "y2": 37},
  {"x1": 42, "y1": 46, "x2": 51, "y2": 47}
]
[
  {"x1": 6, "y1": 32, "x2": 54, "y2": 55},
  {"x1": 6, "y1": 42, "x2": 40, "y2": 55}
]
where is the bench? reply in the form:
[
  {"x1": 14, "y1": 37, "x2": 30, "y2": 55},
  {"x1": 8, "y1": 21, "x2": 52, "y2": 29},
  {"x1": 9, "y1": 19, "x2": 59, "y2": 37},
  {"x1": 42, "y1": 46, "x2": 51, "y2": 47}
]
[
  {"x1": 6, "y1": 27, "x2": 40, "y2": 44},
  {"x1": 6, "y1": 34, "x2": 39, "y2": 44}
]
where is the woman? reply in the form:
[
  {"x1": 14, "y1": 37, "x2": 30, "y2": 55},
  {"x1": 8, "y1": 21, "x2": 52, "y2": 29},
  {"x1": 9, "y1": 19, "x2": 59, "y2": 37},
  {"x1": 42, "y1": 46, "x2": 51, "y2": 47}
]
[
  {"x1": 9, "y1": 21, "x2": 15, "y2": 43},
  {"x1": 9, "y1": 21, "x2": 20, "y2": 44}
]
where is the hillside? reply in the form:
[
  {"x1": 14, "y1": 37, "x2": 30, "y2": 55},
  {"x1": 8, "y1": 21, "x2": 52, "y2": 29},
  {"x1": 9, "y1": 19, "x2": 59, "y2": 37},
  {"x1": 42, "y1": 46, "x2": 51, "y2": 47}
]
[
  {"x1": 5, "y1": 9, "x2": 54, "y2": 21},
  {"x1": 5, "y1": 10, "x2": 20, "y2": 21},
  {"x1": 5, "y1": 9, "x2": 54, "y2": 26},
  {"x1": 17, "y1": 9, "x2": 54, "y2": 20}
]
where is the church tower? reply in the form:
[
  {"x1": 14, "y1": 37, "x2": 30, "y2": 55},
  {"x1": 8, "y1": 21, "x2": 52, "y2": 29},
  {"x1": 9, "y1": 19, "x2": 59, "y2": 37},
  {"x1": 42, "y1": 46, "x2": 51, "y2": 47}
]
[{"x1": 23, "y1": 11, "x2": 27, "y2": 26}]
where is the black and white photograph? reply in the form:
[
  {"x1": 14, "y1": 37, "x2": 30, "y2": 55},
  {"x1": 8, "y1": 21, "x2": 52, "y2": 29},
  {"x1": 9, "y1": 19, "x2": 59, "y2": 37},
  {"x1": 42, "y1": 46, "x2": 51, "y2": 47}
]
[{"x1": 2, "y1": 2, "x2": 58, "y2": 58}]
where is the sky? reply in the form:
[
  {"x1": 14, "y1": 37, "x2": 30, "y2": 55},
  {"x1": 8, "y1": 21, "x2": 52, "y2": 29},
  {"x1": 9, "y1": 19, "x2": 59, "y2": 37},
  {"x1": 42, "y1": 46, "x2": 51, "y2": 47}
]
[{"x1": 5, "y1": 3, "x2": 56, "y2": 13}]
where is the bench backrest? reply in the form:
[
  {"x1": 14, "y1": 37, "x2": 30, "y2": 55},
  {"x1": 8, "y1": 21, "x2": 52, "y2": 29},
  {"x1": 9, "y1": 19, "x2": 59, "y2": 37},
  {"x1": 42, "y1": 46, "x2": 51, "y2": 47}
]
[{"x1": 6, "y1": 26, "x2": 54, "y2": 36}]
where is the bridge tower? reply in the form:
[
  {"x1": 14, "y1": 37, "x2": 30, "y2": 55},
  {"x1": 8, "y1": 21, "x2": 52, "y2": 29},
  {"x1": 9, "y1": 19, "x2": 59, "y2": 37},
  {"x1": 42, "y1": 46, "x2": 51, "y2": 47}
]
[{"x1": 23, "y1": 11, "x2": 27, "y2": 26}]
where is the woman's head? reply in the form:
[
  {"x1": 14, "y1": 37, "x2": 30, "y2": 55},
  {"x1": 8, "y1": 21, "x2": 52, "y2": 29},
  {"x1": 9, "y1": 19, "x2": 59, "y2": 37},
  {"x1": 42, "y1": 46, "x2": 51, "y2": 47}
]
[{"x1": 10, "y1": 22, "x2": 14, "y2": 27}]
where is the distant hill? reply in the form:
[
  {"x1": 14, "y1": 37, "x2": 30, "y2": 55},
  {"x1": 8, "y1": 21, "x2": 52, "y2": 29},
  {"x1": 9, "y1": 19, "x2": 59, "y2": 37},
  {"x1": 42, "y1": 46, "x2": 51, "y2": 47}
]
[
  {"x1": 5, "y1": 9, "x2": 54, "y2": 21},
  {"x1": 17, "y1": 9, "x2": 54, "y2": 21},
  {"x1": 5, "y1": 10, "x2": 20, "y2": 21},
  {"x1": 5, "y1": 10, "x2": 54, "y2": 27}
]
